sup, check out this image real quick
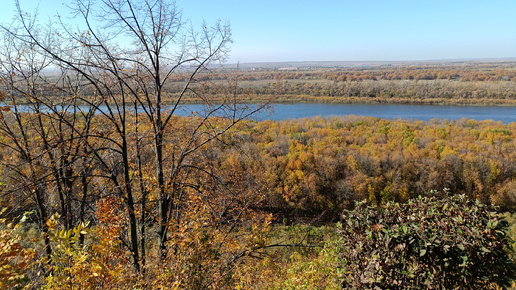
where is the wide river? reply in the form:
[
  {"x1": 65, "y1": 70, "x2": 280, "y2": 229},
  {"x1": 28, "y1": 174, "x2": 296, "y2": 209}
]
[
  {"x1": 180, "y1": 103, "x2": 516, "y2": 123},
  {"x1": 12, "y1": 103, "x2": 516, "y2": 123}
]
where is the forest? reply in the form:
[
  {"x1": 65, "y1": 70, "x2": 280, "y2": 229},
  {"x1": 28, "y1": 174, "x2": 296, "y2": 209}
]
[
  {"x1": 173, "y1": 61, "x2": 516, "y2": 106},
  {"x1": 0, "y1": 0, "x2": 515, "y2": 289}
]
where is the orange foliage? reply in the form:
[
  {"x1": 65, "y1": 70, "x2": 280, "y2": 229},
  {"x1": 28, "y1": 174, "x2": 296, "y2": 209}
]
[{"x1": 0, "y1": 213, "x2": 35, "y2": 289}]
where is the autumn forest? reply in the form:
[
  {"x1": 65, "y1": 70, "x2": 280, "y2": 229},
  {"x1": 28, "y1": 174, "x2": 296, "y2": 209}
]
[{"x1": 1, "y1": 0, "x2": 516, "y2": 289}]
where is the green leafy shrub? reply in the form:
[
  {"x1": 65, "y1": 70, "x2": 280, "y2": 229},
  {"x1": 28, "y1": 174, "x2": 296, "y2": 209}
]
[{"x1": 339, "y1": 195, "x2": 515, "y2": 289}]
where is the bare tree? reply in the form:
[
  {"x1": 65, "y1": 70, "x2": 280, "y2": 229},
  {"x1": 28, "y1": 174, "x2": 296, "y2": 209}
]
[
  {"x1": 1, "y1": 0, "x2": 264, "y2": 275},
  {"x1": 0, "y1": 17, "x2": 100, "y2": 265}
]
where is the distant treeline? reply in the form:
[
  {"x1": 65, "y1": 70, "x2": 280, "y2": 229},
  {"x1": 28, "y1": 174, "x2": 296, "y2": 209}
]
[
  {"x1": 170, "y1": 79, "x2": 516, "y2": 106},
  {"x1": 161, "y1": 63, "x2": 516, "y2": 105},
  {"x1": 208, "y1": 64, "x2": 516, "y2": 82}
]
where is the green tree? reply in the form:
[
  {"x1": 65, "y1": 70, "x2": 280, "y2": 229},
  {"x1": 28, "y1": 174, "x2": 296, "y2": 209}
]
[{"x1": 339, "y1": 194, "x2": 515, "y2": 289}]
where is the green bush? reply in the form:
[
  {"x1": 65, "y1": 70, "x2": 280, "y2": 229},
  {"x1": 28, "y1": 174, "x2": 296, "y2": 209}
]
[{"x1": 339, "y1": 195, "x2": 515, "y2": 289}]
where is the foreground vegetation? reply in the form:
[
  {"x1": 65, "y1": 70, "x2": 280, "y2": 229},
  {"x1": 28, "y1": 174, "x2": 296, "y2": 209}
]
[
  {"x1": 1, "y1": 114, "x2": 516, "y2": 288},
  {"x1": 2, "y1": 191, "x2": 514, "y2": 289},
  {"x1": 340, "y1": 195, "x2": 514, "y2": 289}
]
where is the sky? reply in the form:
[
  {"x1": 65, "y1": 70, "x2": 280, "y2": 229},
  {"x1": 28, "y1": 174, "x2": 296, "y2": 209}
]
[{"x1": 2, "y1": 0, "x2": 515, "y2": 63}]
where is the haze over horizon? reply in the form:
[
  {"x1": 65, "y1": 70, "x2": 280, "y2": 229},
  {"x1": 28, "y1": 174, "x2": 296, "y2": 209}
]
[{"x1": 2, "y1": 0, "x2": 515, "y2": 64}]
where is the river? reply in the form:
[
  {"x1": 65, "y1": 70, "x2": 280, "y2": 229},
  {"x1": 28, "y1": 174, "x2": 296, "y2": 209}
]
[
  {"x1": 180, "y1": 103, "x2": 516, "y2": 123},
  {"x1": 11, "y1": 103, "x2": 516, "y2": 123}
]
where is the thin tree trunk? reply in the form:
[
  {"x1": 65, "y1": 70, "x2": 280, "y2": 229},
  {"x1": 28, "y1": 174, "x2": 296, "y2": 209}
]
[{"x1": 122, "y1": 133, "x2": 141, "y2": 272}]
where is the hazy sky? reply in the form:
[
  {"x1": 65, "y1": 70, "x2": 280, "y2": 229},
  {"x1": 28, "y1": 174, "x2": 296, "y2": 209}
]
[{"x1": 2, "y1": 0, "x2": 515, "y2": 63}]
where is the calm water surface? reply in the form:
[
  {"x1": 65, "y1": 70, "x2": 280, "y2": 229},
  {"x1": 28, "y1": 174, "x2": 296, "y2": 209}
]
[
  {"x1": 182, "y1": 103, "x2": 516, "y2": 123},
  {"x1": 13, "y1": 103, "x2": 516, "y2": 123}
]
